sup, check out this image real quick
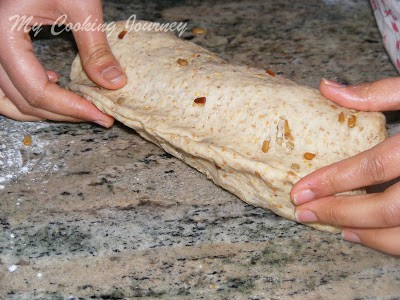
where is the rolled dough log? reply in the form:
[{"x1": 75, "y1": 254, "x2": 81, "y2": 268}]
[{"x1": 69, "y1": 21, "x2": 387, "y2": 232}]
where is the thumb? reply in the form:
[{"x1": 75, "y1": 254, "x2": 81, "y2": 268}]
[
  {"x1": 320, "y1": 77, "x2": 400, "y2": 111},
  {"x1": 66, "y1": 2, "x2": 127, "y2": 90}
]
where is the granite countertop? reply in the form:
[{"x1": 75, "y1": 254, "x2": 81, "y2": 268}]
[{"x1": 1, "y1": 0, "x2": 400, "y2": 299}]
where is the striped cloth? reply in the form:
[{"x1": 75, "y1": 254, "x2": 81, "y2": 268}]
[{"x1": 371, "y1": 0, "x2": 400, "y2": 72}]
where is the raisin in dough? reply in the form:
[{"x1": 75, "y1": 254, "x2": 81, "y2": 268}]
[{"x1": 69, "y1": 21, "x2": 387, "y2": 233}]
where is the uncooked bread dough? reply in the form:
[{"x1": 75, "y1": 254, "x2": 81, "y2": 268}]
[{"x1": 69, "y1": 21, "x2": 387, "y2": 232}]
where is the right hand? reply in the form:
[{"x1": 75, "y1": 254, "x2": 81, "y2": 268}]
[{"x1": 291, "y1": 78, "x2": 400, "y2": 255}]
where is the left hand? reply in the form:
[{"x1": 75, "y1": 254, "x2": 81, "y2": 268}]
[
  {"x1": 0, "y1": 0, "x2": 127, "y2": 126},
  {"x1": 291, "y1": 77, "x2": 400, "y2": 255}
]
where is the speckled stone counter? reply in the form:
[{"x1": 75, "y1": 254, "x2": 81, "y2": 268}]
[{"x1": 1, "y1": 1, "x2": 400, "y2": 299}]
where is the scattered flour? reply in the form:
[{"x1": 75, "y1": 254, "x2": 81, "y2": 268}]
[
  {"x1": 0, "y1": 118, "x2": 61, "y2": 188},
  {"x1": 8, "y1": 265, "x2": 18, "y2": 273}
]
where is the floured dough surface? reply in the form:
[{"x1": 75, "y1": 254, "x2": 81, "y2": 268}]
[{"x1": 69, "y1": 21, "x2": 387, "y2": 233}]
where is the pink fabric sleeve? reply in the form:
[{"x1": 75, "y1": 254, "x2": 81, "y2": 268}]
[{"x1": 371, "y1": 0, "x2": 400, "y2": 72}]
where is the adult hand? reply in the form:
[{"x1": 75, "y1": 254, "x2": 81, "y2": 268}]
[
  {"x1": 0, "y1": 0, "x2": 127, "y2": 126},
  {"x1": 291, "y1": 77, "x2": 400, "y2": 255}
]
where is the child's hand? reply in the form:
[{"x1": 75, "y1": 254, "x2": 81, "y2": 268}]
[
  {"x1": 291, "y1": 78, "x2": 400, "y2": 255},
  {"x1": 0, "y1": 0, "x2": 127, "y2": 127}
]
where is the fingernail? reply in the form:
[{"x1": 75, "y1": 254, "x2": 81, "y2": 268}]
[
  {"x1": 94, "y1": 119, "x2": 111, "y2": 128},
  {"x1": 293, "y1": 189, "x2": 315, "y2": 205},
  {"x1": 47, "y1": 74, "x2": 59, "y2": 83},
  {"x1": 102, "y1": 66, "x2": 126, "y2": 83},
  {"x1": 341, "y1": 231, "x2": 361, "y2": 244},
  {"x1": 322, "y1": 78, "x2": 346, "y2": 88},
  {"x1": 295, "y1": 210, "x2": 318, "y2": 223}
]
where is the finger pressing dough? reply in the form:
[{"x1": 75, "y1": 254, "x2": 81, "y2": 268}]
[{"x1": 69, "y1": 21, "x2": 387, "y2": 233}]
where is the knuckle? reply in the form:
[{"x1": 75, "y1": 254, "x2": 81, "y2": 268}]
[
  {"x1": 363, "y1": 156, "x2": 386, "y2": 184},
  {"x1": 26, "y1": 86, "x2": 46, "y2": 108},
  {"x1": 359, "y1": 82, "x2": 377, "y2": 111},
  {"x1": 325, "y1": 175, "x2": 340, "y2": 194},
  {"x1": 326, "y1": 202, "x2": 346, "y2": 226},
  {"x1": 323, "y1": 165, "x2": 342, "y2": 194},
  {"x1": 366, "y1": 230, "x2": 379, "y2": 246},
  {"x1": 84, "y1": 43, "x2": 113, "y2": 67},
  {"x1": 15, "y1": 102, "x2": 32, "y2": 114},
  {"x1": 361, "y1": 82, "x2": 376, "y2": 99},
  {"x1": 25, "y1": 97, "x2": 39, "y2": 108},
  {"x1": 380, "y1": 201, "x2": 400, "y2": 227},
  {"x1": 361, "y1": 82, "x2": 374, "y2": 97}
]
